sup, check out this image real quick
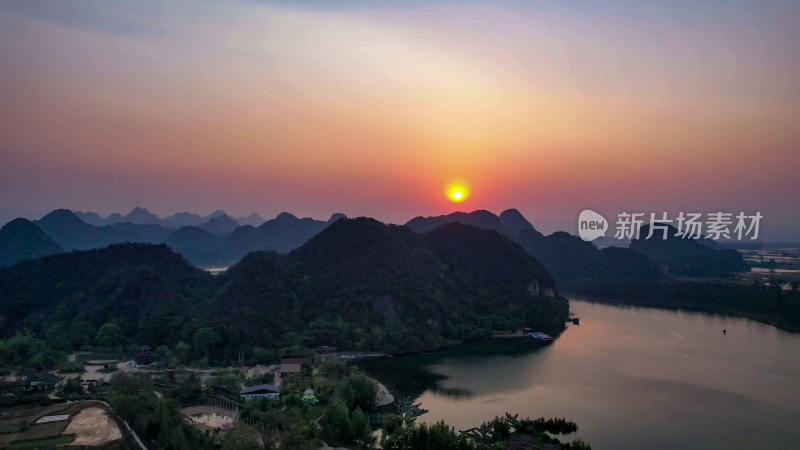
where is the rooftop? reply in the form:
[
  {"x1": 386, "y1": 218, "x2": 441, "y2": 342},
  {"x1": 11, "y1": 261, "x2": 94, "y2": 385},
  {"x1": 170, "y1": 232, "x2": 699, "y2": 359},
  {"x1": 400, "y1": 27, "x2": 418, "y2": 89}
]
[
  {"x1": 240, "y1": 384, "x2": 279, "y2": 395},
  {"x1": 280, "y1": 358, "x2": 312, "y2": 365}
]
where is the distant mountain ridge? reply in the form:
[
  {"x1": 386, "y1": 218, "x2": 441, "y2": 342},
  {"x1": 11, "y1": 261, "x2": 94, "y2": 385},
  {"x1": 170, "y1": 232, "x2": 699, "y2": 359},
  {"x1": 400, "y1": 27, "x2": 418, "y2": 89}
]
[
  {"x1": 167, "y1": 226, "x2": 226, "y2": 267},
  {"x1": 75, "y1": 207, "x2": 264, "y2": 228},
  {"x1": 199, "y1": 214, "x2": 240, "y2": 236},
  {"x1": 5, "y1": 207, "x2": 748, "y2": 279},
  {"x1": 8, "y1": 208, "x2": 346, "y2": 267},
  {"x1": 630, "y1": 223, "x2": 748, "y2": 277},
  {"x1": 37, "y1": 209, "x2": 137, "y2": 251},
  {"x1": 406, "y1": 209, "x2": 516, "y2": 239},
  {"x1": 405, "y1": 209, "x2": 665, "y2": 281},
  {"x1": 223, "y1": 212, "x2": 346, "y2": 261}
]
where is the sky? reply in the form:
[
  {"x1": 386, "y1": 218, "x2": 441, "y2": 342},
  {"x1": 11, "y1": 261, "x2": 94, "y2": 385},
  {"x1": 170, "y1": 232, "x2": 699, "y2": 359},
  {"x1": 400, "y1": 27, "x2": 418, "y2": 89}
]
[{"x1": 1, "y1": 0, "x2": 799, "y2": 239}]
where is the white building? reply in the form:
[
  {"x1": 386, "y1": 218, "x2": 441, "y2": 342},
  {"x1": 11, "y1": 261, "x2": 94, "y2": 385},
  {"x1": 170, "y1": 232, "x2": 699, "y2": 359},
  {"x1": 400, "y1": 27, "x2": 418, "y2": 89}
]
[{"x1": 240, "y1": 383, "x2": 280, "y2": 400}]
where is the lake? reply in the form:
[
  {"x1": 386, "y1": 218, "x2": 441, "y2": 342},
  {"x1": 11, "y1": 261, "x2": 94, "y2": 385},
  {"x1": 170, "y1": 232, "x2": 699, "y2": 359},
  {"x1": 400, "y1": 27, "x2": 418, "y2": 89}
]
[{"x1": 360, "y1": 299, "x2": 800, "y2": 449}]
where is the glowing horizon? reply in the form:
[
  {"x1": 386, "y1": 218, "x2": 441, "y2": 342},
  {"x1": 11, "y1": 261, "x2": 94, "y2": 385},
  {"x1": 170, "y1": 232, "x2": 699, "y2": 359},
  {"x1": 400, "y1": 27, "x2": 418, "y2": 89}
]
[{"x1": 1, "y1": 1, "x2": 798, "y2": 239}]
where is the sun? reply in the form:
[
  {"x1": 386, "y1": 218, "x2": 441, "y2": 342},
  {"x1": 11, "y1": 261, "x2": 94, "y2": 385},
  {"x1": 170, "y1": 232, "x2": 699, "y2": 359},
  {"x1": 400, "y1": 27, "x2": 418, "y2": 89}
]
[{"x1": 446, "y1": 183, "x2": 469, "y2": 202}]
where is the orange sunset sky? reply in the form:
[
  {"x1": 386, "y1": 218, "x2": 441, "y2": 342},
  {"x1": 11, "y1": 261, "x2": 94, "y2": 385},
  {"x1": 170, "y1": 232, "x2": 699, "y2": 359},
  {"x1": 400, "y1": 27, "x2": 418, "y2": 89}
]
[{"x1": 1, "y1": 1, "x2": 798, "y2": 239}]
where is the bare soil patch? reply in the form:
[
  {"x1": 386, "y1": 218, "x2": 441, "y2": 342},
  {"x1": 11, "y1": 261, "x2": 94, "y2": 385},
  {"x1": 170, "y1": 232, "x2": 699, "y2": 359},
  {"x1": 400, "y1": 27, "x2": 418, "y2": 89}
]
[{"x1": 62, "y1": 407, "x2": 122, "y2": 446}]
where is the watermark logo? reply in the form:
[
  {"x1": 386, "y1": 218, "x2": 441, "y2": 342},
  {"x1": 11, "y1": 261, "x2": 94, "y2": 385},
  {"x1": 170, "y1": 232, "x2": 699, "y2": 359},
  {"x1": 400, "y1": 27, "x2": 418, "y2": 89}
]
[
  {"x1": 577, "y1": 210, "x2": 763, "y2": 241},
  {"x1": 578, "y1": 209, "x2": 608, "y2": 241}
]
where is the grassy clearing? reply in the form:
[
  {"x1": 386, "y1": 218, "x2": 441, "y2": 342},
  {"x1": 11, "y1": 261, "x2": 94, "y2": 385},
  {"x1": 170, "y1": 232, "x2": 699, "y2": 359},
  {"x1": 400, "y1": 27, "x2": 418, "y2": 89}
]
[{"x1": 7, "y1": 433, "x2": 75, "y2": 448}]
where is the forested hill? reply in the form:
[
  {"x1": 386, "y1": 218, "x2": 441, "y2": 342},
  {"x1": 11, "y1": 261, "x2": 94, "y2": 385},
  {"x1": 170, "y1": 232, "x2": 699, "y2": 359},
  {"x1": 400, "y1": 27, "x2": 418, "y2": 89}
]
[
  {"x1": 0, "y1": 218, "x2": 64, "y2": 267},
  {"x1": 0, "y1": 219, "x2": 569, "y2": 362},
  {"x1": 0, "y1": 243, "x2": 216, "y2": 347},
  {"x1": 213, "y1": 218, "x2": 566, "y2": 354},
  {"x1": 407, "y1": 209, "x2": 666, "y2": 281}
]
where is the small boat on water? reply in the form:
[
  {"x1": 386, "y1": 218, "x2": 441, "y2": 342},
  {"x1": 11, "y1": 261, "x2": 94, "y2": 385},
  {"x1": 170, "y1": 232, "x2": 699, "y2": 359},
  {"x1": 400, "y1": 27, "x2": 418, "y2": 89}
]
[{"x1": 529, "y1": 332, "x2": 554, "y2": 342}]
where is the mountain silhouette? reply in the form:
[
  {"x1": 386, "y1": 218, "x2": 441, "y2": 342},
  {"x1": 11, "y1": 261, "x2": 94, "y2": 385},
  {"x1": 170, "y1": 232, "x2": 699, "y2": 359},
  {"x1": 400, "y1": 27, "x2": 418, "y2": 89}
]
[
  {"x1": 236, "y1": 212, "x2": 265, "y2": 227},
  {"x1": 0, "y1": 218, "x2": 64, "y2": 266},
  {"x1": 36, "y1": 209, "x2": 136, "y2": 250},
  {"x1": 630, "y1": 223, "x2": 748, "y2": 277},
  {"x1": 499, "y1": 208, "x2": 539, "y2": 240},
  {"x1": 214, "y1": 217, "x2": 565, "y2": 353},
  {"x1": 408, "y1": 209, "x2": 663, "y2": 281},
  {"x1": 199, "y1": 214, "x2": 240, "y2": 236},
  {"x1": 166, "y1": 226, "x2": 226, "y2": 266},
  {"x1": 0, "y1": 219, "x2": 570, "y2": 356},
  {"x1": 111, "y1": 222, "x2": 171, "y2": 243},
  {"x1": 405, "y1": 210, "x2": 514, "y2": 238},
  {"x1": 74, "y1": 211, "x2": 107, "y2": 226},
  {"x1": 205, "y1": 210, "x2": 227, "y2": 219},
  {"x1": 161, "y1": 212, "x2": 205, "y2": 228},
  {"x1": 222, "y1": 212, "x2": 347, "y2": 261},
  {"x1": 121, "y1": 207, "x2": 161, "y2": 224}
]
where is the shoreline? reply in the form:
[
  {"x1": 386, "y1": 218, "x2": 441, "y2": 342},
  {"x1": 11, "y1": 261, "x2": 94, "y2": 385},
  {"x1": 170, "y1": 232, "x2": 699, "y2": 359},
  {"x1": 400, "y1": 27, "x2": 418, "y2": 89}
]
[{"x1": 565, "y1": 293, "x2": 800, "y2": 333}]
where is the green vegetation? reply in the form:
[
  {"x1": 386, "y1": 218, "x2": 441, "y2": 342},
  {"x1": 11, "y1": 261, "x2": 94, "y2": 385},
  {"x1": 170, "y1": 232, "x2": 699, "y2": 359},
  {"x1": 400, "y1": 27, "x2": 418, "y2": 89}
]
[
  {"x1": 7, "y1": 434, "x2": 76, "y2": 448},
  {"x1": 59, "y1": 376, "x2": 83, "y2": 399},
  {"x1": 102, "y1": 371, "x2": 215, "y2": 449},
  {"x1": 379, "y1": 402, "x2": 590, "y2": 449},
  {"x1": 0, "y1": 345, "x2": 592, "y2": 449},
  {"x1": 0, "y1": 217, "x2": 586, "y2": 449},
  {"x1": 0, "y1": 331, "x2": 66, "y2": 374},
  {"x1": 0, "y1": 218, "x2": 568, "y2": 368},
  {"x1": 214, "y1": 219, "x2": 566, "y2": 358}
]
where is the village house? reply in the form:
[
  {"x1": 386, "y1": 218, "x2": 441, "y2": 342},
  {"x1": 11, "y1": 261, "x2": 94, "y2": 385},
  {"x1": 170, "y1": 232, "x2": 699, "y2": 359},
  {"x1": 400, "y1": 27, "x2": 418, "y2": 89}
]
[
  {"x1": 280, "y1": 358, "x2": 312, "y2": 377},
  {"x1": 135, "y1": 345, "x2": 154, "y2": 366},
  {"x1": 25, "y1": 372, "x2": 64, "y2": 391}
]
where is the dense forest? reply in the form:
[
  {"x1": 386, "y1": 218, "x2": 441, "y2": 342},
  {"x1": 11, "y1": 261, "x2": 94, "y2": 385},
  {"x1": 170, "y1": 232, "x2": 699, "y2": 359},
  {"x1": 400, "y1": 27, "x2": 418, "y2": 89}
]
[{"x1": 0, "y1": 218, "x2": 569, "y2": 368}]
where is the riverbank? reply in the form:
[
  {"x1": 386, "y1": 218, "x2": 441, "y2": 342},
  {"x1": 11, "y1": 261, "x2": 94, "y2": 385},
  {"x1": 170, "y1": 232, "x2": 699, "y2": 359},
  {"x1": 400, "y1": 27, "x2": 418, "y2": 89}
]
[
  {"x1": 564, "y1": 292, "x2": 800, "y2": 332},
  {"x1": 359, "y1": 299, "x2": 800, "y2": 449},
  {"x1": 559, "y1": 279, "x2": 800, "y2": 333}
]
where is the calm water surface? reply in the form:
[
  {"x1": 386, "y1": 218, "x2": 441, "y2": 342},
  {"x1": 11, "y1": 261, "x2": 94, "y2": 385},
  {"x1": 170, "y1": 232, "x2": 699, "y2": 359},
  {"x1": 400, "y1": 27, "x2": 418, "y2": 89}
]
[{"x1": 362, "y1": 299, "x2": 800, "y2": 449}]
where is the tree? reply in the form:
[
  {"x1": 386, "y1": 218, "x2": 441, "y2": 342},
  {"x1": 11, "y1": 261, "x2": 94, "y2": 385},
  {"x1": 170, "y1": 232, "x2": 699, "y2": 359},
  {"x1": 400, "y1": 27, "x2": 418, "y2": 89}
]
[
  {"x1": 567, "y1": 438, "x2": 592, "y2": 450},
  {"x1": 109, "y1": 372, "x2": 154, "y2": 396},
  {"x1": 326, "y1": 400, "x2": 351, "y2": 441},
  {"x1": 351, "y1": 407, "x2": 373, "y2": 446},
  {"x1": 280, "y1": 372, "x2": 309, "y2": 396},
  {"x1": 241, "y1": 398, "x2": 282, "y2": 448},
  {"x1": 459, "y1": 421, "x2": 495, "y2": 445},
  {"x1": 245, "y1": 371, "x2": 275, "y2": 387},
  {"x1": 175, "y1": 340, "x2": 191, "y2": 362},
  {"x1": 319, "y1": 357, "x2": 348, "y2": 381},
  {"x1": 492, "y1": 415, "x2": 510, "y2": 440},
  {"x1": 395, "y1": 396, "x2": 429, "y2": 426},
  {"x1": 210, "y1": 368, "x2": 245, "y2": 394},
  {"x1": 220, "y1": 424, "x2": 262, "y2": 450},
  {"x1": 60, "y1": 376, "x2": 83, "y2": 397},
  {"x1": 153, "y1": 345, "x2": 174, "y2": 367},
  {"x1": 340, "y1": 373, "x2": 377, "y2": 412},
  {"x1": 172, "y1": 373, "x2": 203, "y2": 403},
  {"x1": 95, "y1": 323, "x2": 125, "y2": 348},
  {"x1": 193, "y1": 327, "x2": 219, "y2": 361},
  {"x1": 0, "y1": 332, "x2": 68, "y2": 371}
]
